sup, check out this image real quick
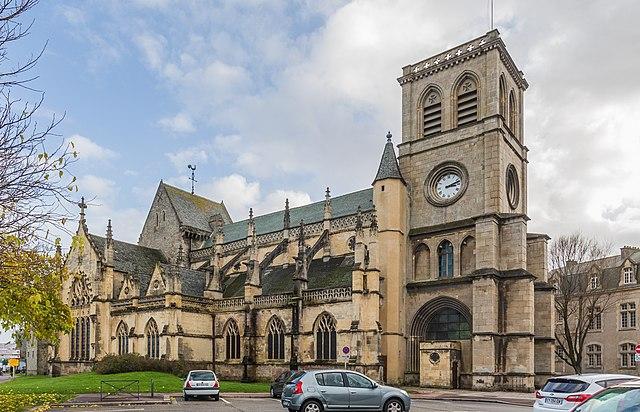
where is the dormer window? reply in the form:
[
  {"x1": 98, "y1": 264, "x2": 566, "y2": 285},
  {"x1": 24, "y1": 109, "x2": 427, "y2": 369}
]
[{"x1": 623, "y1": 267, "x2": 634, "y2": 284}]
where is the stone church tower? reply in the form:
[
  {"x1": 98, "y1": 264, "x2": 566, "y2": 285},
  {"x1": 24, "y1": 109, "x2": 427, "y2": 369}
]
[{"x1": 393, "y1": 30, "x2": 555, "y2": 390}]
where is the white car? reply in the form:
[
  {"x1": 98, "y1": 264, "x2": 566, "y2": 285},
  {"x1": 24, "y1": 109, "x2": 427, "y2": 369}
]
[
  {"x1": 183, "y1": 369, "x2": 220, "y2": 401},
  {"x1": 534, "y1": 373, "x2": 639, "y2": 411}
]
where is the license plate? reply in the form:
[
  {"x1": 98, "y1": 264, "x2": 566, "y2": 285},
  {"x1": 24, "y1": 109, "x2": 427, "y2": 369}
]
[{"x1": 545, "y1": 397, "x2": 563, "y2": 405}]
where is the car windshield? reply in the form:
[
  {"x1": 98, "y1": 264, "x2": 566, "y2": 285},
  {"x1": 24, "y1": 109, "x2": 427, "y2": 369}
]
[
  {"x1": 190, "y1": 371, "x2": 215, "y2": 381},
  {"x1": 541, "y1": 378, "x2": 589, "y2": 393},
  {"x1": 574, "y1": 387, "x2": 640, "y2": 412}
]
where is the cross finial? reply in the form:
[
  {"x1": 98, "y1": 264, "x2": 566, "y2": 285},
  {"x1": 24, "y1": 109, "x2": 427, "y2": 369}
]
[
  {"x1": 78, "y1": 197, "x2": 87, "y2": 218},
  {"x1": 249, "y1": 207, "x2": 254, "y2": 220},
  {"x1": 325, "y1": 187, "x2": 331, "y2": 200},
  {"x1": 386, "y1": 131, "x2": 392, "y2": 141}
]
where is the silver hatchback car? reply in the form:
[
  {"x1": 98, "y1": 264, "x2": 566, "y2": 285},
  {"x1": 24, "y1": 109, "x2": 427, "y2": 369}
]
[{"x1": 281, "y1": 369, "x2": 411, "y2": 412}]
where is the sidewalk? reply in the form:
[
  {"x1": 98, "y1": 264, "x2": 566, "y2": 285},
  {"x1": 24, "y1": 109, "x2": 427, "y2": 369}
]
[
  {"x1": 57, "y1": 391, "x2": 270, "y2": 407},
  {"x1": 404, "y1": 387, "x2": 535, "y2": 407},
  {"x1": 58, "y1": 389, "x2": 534, "y2": 408}
]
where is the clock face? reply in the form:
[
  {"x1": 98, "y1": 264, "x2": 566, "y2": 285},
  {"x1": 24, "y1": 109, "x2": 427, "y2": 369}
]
[{"x1": 435, "y1": 172, "x2": 462, "y2": 200}]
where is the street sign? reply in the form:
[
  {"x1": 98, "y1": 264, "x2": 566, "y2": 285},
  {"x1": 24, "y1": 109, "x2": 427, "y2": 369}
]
[
  {"x1": 635, "y1": 344, "x2": 640, "y2": 354},
  {"x1": 8, "y1": 358, "x2": 19, "y2": 367},
  {"x1": 341, "y1": 346, "x2": 350, "y2": 369},
  {"x1": 342, "y1": 346, "x2": 350, "y2": 355},
  {"x1": 635, "y1": 353, "x2": 640, "y2": 363}
]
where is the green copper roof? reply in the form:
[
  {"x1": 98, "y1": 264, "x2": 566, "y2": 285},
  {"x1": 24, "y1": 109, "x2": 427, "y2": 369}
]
[{"x1": 207, "y1": 188, "x2": 373, "y2": 246}]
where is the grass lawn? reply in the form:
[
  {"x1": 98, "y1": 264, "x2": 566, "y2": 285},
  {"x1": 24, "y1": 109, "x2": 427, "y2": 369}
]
[{"x1": 0, "y1": 371, "x2": 270, "y2": 395}]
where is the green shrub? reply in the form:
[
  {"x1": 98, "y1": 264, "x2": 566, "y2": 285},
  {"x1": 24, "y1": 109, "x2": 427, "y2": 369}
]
[{"x1": 93, "y1": 354, "x2": 209, "y2": 377}]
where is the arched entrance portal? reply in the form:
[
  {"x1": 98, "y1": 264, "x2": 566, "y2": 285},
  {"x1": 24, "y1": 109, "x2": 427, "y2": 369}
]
[{"x1": 407, "y1": 297, "x2": 471, "y2": 387}]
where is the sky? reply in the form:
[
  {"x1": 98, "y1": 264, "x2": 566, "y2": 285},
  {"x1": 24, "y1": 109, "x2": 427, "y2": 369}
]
[{"x1": 5, "y1": 0, "x2": 640, "y2": 327}]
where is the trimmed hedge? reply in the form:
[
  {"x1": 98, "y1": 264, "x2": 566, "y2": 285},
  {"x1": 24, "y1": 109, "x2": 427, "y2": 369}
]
[{"x1": 94, "y1": 354, "x2": 210, "y2": 377}]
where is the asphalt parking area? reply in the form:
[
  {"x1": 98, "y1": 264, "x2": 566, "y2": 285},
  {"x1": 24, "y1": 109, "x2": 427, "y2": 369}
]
[{"x1": 50, "y1": 396, "x2": 531, "y2": 411}]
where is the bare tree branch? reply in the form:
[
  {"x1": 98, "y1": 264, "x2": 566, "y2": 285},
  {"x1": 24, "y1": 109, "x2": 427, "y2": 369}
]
[
  {"x1": 0, "y1": 0, "x2": 78, "y2": 251},
  {"x1": 550, "y1": 232, "x2": 613, "y2": 374}
]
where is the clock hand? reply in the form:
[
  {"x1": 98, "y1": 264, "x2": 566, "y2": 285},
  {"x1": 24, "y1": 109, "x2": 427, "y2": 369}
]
[{"x1": 445, "y1": 180, "x2": 461, "y2": 188}]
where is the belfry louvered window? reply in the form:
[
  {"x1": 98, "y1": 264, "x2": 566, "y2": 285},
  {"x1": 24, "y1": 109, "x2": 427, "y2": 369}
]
[
  {"x1": 456, "y1": 78, "x2": 478, "y2": 126},
  {"x1": 423, "y1": 90, "x2": 442, "y2": 137}
]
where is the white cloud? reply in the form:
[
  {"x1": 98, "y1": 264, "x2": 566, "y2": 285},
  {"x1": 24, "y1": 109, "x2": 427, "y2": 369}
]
[
  {"x1": 134, "y1": 32, "x2": 166, "y2": 71},
  {"x1": 78, "y1": 174, "x2": 117, "y2": 201},
  {"x1": 67, "y1": 134, "x2": 117, "y2": 161},
  {"x1": 200, "y1": 174, "x2": 311, "y2": 221},
  {"x1": 158, "y1": 112, "x2": 196, "y2": 134},
  {"x1": 165, "y1": 147, "x2": 208, "y2": 170}
]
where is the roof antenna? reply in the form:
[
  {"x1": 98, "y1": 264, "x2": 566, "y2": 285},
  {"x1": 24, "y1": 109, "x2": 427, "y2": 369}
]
[
  {"x1": 187, "y1": 164, "x2": 197, "y2": 195},
  {"x1": 490, "y1": 0, "x2": 494, "y2": 30}
]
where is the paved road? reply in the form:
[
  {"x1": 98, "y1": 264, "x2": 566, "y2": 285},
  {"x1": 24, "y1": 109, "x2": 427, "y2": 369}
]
[{"x1": 50, "y1": 397, "x2": 530, "y2": 411}]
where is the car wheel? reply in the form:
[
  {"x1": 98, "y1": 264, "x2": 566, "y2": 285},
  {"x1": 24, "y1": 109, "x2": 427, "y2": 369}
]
[
  {"x1": 183, "y1": 394, "x2": 190, "y2": 401},
  {"x1": 213, "y1": 394, "x2": 219, "y2": 401},
  {"x1": 384, "y1": 398, "x2": 404, "y2": 412},
  {"x1": 302, "y1": 400, "x2": 323, "y2": 412}
]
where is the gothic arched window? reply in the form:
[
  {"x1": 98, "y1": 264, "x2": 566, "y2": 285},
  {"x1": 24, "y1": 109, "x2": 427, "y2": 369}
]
[
  {"x1": 438, "y1": 240, "x2": 454, "y2": 278},
  {"x1": 460, "y1": 236, "x2": 476, "y2": 276},
  {"x1": 499, "y1": 74, "x2": 507, "y2": 117},
  {"x1": 425, "y1": 308, "x2": 471, "y2": 340},
  {"x1": 509, "y1": 90, "x2": 518, "y2": 134},
  {"x1": 422, "y1": 89, "x2": 442, "y2": 137},
  {"x1": 80, "y1": 317, "x2": 87, "y2": 360},
  {"x1": 117, "y1": 322, "x2": 129, "y2": 355},
  {"x1": 414, "y1": 244, "x2": 431, "y2": 281},
  {"x1": 267, "y1": 317, "x2": 286, "y2": 360},
  {"x1": 84, "y1": 317, "x2": 91, "y2": 360},
  {"x1": 71, "y1": 318, "x2": 79, "y2": 359},
  {"x1": 315, "y1": 313, "x2": 337, "y2": 361},
  {"x1": 225, "y1": 319, "x2": 241, "y2": 360},
  {"x1": 456, "y1": 76, "x2": 478, "y2": 126},
  {"x1": 145, "y1": 318, "x2": 160, "y2": 359}
]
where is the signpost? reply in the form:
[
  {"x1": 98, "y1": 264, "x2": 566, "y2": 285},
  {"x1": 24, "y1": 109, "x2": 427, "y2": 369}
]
[
  {"x1": 8, "y1": 358, "x2": 19, "y2": 378},
  {"x1": 635, "y1": 344, "x2": 640, "y2": 364},
  {"x1": 341, "y1": 346, "x2": 350, "y2": 369}
]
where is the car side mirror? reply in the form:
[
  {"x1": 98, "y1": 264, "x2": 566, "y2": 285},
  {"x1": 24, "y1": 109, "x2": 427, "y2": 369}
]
[{"x1": 371, "y1": 383, "x2": 378, "y2": 389}]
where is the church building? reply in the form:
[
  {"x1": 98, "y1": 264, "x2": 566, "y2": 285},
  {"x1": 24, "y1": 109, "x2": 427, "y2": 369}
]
[{"x1": 53, "y1": 30, "x2": 555, "y2": 390}]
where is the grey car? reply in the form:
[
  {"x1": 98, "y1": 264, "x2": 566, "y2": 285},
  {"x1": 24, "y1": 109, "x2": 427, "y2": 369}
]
[{"x1": 281, "y1": 369, "x2": 411, "y2": 412}]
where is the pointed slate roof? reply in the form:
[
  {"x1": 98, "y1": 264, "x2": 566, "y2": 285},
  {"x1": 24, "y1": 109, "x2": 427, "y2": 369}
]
[
  {"x1": 88, "y1": 234, "x2": 167, "y2": 296},
  {"x1": 373, "y1": 132, "x2": 405, "y2": 184},
  {"x1": 161, "y1": 183, "x2": 232, "y2": 232}
]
